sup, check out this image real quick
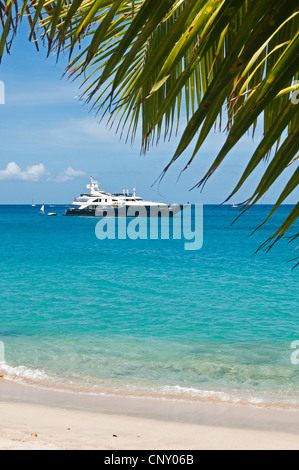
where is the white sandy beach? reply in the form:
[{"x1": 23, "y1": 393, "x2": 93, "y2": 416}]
[
  {"x1": 1, "y1": 379, "x2": 299, "y2": 450},
  {"x1": 2, "y1": 401, "x2": 299, "y2": 450}
]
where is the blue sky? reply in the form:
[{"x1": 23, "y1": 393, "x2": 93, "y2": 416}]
[{"x1": 0, "y1": 25, "x2": 297, "y2": 205}]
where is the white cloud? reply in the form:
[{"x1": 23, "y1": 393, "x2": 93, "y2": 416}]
[
  {"x1": 0, "y1": 162, "x2": 47, "y2": 182},
  {"x1": 47, "y1": 166, "x2": 86, "y2": 182},
  {"x1": 0, "y1": 162, "x2": 85, "y2": 183}
]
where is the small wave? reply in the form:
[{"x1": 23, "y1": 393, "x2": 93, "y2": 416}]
[
  {"x1": 0, "y1": 361, "x2": 50, "y2": 382},
  {"x1": 1, "y1": 361, "x2": 298, "y2": 411},
  {"x1": 159, "y1": 384, "x2": 268, "y2": 404},
  {"x1": 160, "y1": 385, "x2": 235, "y2": 402},
  {"x1": 158, "y1": 385, "x2": 299, "y2": 409}
]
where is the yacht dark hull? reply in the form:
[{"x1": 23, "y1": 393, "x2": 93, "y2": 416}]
[
  {"x1": 64, "y1": 205, "x2": 185, "y2": 217},
  {"x1": 64, "y1": 208, "x2": 96, "y2": 216}
]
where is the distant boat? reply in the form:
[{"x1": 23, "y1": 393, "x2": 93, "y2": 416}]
[
  {"x1": 40, "y1": 203, "x2": 45, "y2": 214},
  {"x1": 231, "y1": 203, "x2": 238, "y2": 208},
  {"x1": 47, "y1": 212, "x2": 57, "y2": 216},
  {"x1": 32, "y1": 200, "x2": 36, "y2": 207}
]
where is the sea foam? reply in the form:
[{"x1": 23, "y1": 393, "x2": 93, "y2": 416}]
[{"x1": 0, "y1": 361, "x2": 50, "y2": 382}]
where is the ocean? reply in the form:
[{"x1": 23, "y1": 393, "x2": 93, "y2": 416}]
[{"x1": 0, "y1": 204, "x2": 298, "y2": 406}]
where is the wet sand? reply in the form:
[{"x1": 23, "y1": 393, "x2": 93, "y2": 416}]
[{"x1": 1, "y1": 379, "x2": 299, "y2": 449}]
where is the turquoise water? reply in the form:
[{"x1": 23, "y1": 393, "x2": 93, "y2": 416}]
[{"x1": 0, "y1": 204, "x2": 298, "y2": 405}]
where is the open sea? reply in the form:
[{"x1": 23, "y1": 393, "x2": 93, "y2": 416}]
[{"x1": 0, "y1": 204, "x2": 298, "y2": 406}]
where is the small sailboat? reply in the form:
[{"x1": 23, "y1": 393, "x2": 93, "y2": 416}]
[
  {"x1": 32, "y1": 200, "x2": 36, "y2": 207},
  {"x1": 40, "y1": 203, "x2": 45, "y2": 214},
  {"x1": 231, "y1": 203, "x2": 238, "y2": 208}
]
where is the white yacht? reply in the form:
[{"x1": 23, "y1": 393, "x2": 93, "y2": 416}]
[{"x1": 64, "y1": 177, "x2": 184, "y2": 217}]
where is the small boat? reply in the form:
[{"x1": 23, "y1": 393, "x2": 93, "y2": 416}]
[
  {"x1": 47, "y1": 212, "x2": 57, "y2": 216},
  {"x1": 231, "y1": 203, "x2": 238, "y2": 208},
  {"x1": 40, "y1": 203, "x2": 45, "y2": 214},
  {"x1": 32, "y1": 200, "x2": 36, "y2": 207}
]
